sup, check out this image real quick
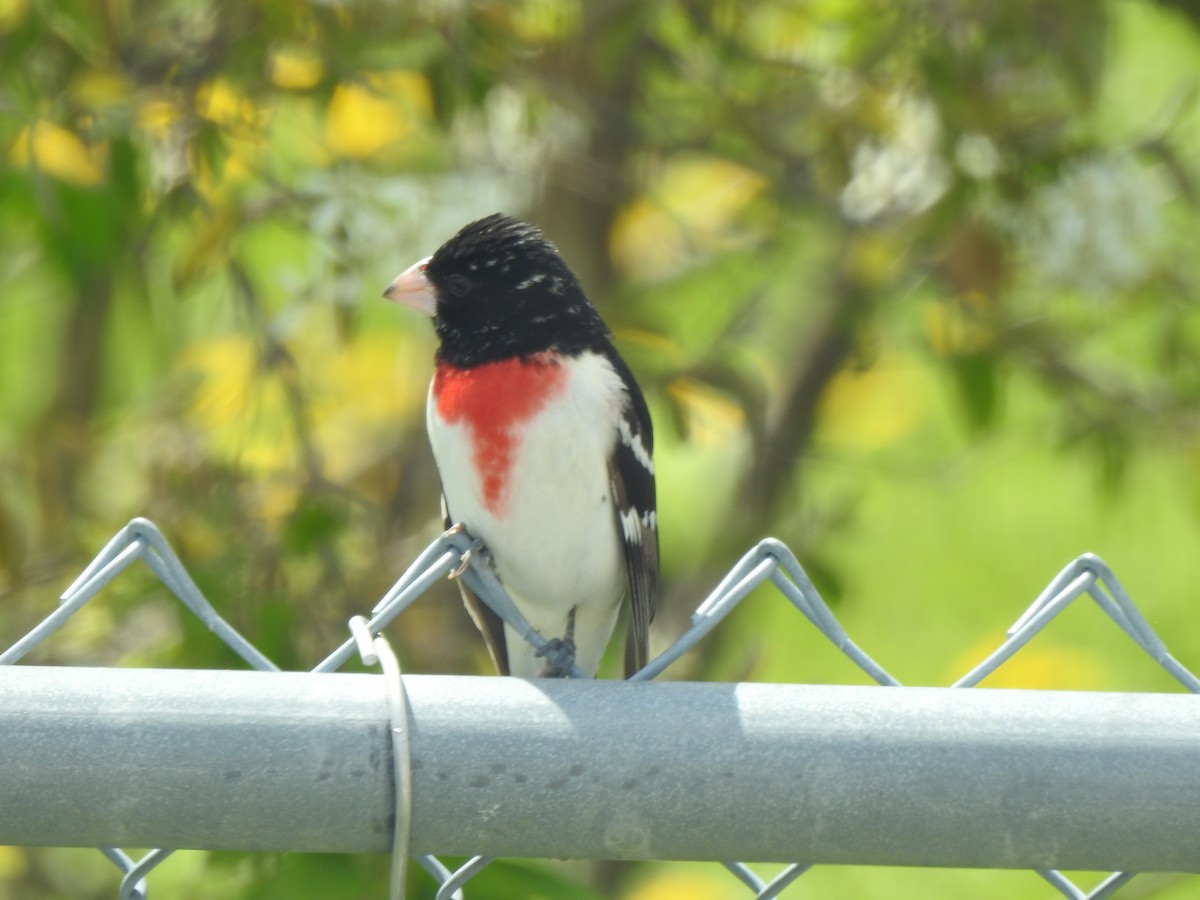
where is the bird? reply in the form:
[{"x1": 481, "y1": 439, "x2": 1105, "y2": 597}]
[{"x1": 384, "y1": 213, "x2": 657, "y2": 678}]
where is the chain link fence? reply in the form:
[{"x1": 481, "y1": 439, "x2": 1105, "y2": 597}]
[{"x1": 2, "y1": 517, "x2": 1198, "y2": 899}]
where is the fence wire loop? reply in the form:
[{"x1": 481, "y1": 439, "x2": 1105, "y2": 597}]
[
  {"x1": 350, "y1": 615, "x2": 413, "y2": 900},
  {"x1": 98, "y1": 848, "x2": 148, "y2": 900},
  {"x1": 3, "y1": 516, "x2": 1199, "y2": 900}
]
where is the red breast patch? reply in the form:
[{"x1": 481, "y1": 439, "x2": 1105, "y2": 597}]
[{"x1": 433, "y1": 353, "x2": 567, "y2": 516}]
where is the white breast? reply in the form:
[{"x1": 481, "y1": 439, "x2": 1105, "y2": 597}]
[{"x1": 428, "y1": 351, "x2": 628, "y2": 676}]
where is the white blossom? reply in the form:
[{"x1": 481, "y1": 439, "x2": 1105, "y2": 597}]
[{"x1": 840, "y1": 91, "x2": 950, "y2": 223}]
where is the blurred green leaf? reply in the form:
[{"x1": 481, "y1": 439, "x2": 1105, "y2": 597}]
[{"x1": 947, "y1": 352, "x2": 1001, "y2": 433}]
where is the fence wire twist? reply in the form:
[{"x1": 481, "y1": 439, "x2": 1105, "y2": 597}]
[{"x1": 2, "y1": 516, "x2": 1198, "y2": 900}]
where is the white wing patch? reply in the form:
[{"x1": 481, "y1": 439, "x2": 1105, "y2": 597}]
[
  {"x1": 620, "y1": 507, "x2": 642, "y2": 544},
  {"x1": 618, "y1": 417, "x2": 654, "y2": 476}
]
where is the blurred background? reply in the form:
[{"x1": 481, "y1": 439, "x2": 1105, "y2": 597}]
[{"x1": 2, "y1": 0, "x2": 1200, "y2": 897}]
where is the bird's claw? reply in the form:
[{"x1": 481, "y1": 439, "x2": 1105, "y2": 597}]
[
  {"x1": 449, "y1": 539, "x2": 488, "y2": 579},
  {"x1": 442, "y1": 522, "x2": 468, "y2": 538},
  {"x1": 535, "y1": 637, "x2": 577, "y2": 677}
]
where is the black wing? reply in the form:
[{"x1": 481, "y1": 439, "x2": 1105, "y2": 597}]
[
  {"x1": 603, "y1": 347, "x2": 659, "y2": 677},
  {"x1": 442, "y1": 495, "x2": 510, "y2": 675}
]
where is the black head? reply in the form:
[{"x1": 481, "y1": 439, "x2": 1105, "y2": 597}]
[{"x1": 423, "y1": 214, "x2": 611, "y2": 367}]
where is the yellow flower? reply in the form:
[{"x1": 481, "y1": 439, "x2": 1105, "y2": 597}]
[
  {"x1": 626, "y1": 868, "x2": 734, "y2": 900},
  {"x1": 137, "y1": 98, "x2": 181, "y2": 139},
  {"x1": 818, "y1": 357, "x2": 927, "y2": 449},
  {"x1": 667, "y1": 376, "x2": 745, "y2": 445},
  {"x1": 309, "y1": 332, "x2": 427, "y2": 482},
  {"x1": 611, "y1": 156, "x2": 766, "y2": 281},
  {"x1": 0, "y1": 0, "x2": 28, "y2": 33},
  {"x1": 323, "y1": 72, "x2": 433, "y2": 159},
  {"x1": 9, "y1": 121, "x2": 104, "y2": 186},
  {"x1": 951, "y1": 639, "x2": 1111, "y2": 691},
  {"x1": 181, "y1": 336, "x2": 296, "y2": 474},
  {"x1": 196, "y1": 79, "x2": 262, "y2": 132},
  {"x1": 190, "y1": 82, "x2": 269, "y2": 201},
  {"x1": 0, "y1": 845, "x2": 28, "y2": 879},
  {"x1": 270, "y1": 49, "x2": 324, "y2": 90}
]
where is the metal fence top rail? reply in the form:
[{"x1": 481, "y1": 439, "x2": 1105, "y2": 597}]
[{"x1": 3, "y1": 665, "x2": 1199, "y2": 875}]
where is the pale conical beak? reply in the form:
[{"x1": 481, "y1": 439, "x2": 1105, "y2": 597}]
[{"x1": 383, "y1": 256, "x2": 436, "y2": 315}]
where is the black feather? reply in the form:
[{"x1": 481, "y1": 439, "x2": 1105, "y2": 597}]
[
  {"x1": 424, "y1": 214, "x2": 611, "y2": 368},
  {"x1": 603, "y1": 345, "x2": 658, "y2": 677},
  {"x1": 443, "y1": 495, "x2": 510, "y2": 675}
]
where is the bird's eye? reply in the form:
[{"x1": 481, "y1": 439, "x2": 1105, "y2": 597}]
[{"x1": 448, "y1": 274, "x2": 472, "y2": 297}]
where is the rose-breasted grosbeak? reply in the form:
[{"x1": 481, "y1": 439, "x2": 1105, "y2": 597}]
[{"x1": 384, "y1": 213, "x2": 657, "y2": 678}]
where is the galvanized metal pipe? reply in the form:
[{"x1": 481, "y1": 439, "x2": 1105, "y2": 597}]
[{"x1": 2, "y1": 666, "x2": 1198, "y2": 872}]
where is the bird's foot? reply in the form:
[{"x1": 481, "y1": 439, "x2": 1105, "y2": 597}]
[
  {"x1": 535, "y1": 607, "x2": 577, "y2": 676},
  {"x1": 535, "y1": 637, "x2": 577, "y2": 677}
]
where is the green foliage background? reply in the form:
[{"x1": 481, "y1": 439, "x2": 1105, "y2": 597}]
[{"x1": 2, "y1": 0, "x2": 1200, "y2": 897}]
